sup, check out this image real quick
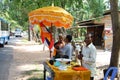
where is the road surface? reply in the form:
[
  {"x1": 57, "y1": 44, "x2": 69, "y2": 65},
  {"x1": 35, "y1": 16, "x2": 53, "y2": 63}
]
[{"x1": 0, "y1": 39, "x2": 13, "y2": 80}]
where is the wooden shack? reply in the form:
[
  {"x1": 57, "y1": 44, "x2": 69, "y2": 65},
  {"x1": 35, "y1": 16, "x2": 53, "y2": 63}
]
[{"x1": 77, "y1": 11, "x2": 115, "y2": 50}]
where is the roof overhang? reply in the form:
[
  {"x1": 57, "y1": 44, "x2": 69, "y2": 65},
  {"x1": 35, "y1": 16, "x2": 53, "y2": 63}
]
[{"x1": 76, "y1": 19, "x2": 104, "y2": 28}]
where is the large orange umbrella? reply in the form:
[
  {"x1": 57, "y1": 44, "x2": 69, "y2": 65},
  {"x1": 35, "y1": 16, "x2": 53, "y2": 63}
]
[{"x1": 28, "y1": 6, "x2": 74, "y2": 29}]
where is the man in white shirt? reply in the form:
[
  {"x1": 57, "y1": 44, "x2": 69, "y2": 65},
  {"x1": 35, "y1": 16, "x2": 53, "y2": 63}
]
[{"x1": 78, "y1": 33, "x2": 97, "y2": 80}]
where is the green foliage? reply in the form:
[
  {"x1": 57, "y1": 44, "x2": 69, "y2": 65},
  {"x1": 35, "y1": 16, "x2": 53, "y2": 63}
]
[
  {"x1": 0, "y1": 0, "x2": 114, "y2": 30},
  {"x1": 87, "y1": 0, "x2": 105, "y2": 17}
]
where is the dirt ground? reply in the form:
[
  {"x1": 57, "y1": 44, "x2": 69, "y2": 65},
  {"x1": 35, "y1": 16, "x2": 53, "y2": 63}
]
[
  {"x1": 7, "y1": 37, "x2": 113, "y2": 80},
  {"x1": 8, "y1": 37, "x2": 50, "y2": 80}
]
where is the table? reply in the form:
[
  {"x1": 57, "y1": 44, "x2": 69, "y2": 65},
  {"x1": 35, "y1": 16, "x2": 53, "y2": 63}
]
[{"x1": 43, "y1": 61, "x2": 91, "y2": 80}]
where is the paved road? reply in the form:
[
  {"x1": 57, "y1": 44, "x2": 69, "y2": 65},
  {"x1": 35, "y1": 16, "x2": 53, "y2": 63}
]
[{"x1": 0, "y1": 40, "x2": 14, "y2": 80}]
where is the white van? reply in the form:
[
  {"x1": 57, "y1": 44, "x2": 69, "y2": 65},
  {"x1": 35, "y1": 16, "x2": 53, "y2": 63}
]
[{"x1": 14, "y1": 28, "x2": 22, "y2": 37}]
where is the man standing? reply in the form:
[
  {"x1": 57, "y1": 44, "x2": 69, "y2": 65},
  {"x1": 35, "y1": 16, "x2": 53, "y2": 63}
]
[
  {"x1": 61, "y1": 35, "x2": 73, "y2": 59},
  {"x1": 78, "y1": 33, "x2": 97, "y2": 80}
]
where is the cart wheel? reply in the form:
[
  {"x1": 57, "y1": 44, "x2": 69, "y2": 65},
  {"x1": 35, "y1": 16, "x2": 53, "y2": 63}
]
[{"x1": 0, "y1": 44, "x2": 4, "y2": 47}]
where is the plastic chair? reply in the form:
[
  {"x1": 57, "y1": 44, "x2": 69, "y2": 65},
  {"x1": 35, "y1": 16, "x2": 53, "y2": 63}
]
[{"x1": 104, "y1": 67, "x2": 118, "y2": 80}]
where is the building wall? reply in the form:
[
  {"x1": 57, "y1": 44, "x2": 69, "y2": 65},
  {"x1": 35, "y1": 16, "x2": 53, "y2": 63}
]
[{"x1": 94, "y1": 14, "x2": 113, "y2": 50}]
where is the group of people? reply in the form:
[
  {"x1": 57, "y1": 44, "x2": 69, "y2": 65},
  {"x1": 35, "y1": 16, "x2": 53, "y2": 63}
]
[
  {"x1": 51, "y1": 33, "x2": 97, "y2": 80},
  {"x1": 52, "y1": 34, "x2": 73, "y2": 59}
]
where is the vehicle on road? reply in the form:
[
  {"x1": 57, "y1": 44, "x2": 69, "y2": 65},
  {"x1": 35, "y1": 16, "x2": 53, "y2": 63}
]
[
  {"x1": 0, "y1": 18, "x2": 10, "y2": 47},
  {"x1": 14, "y1": 28, "x2": 22, "y2": 37}
]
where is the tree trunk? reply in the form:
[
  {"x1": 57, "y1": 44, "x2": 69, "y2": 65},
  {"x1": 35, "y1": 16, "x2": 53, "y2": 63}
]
[
  {"x1": 28, "y1": 25, "x2": 31, "y2": 41},
  {"x1": 110, "y1": 0, "x2": 120, "y2": 67}
]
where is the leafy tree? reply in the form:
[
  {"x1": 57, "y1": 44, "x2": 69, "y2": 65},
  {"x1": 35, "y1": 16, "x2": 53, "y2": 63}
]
[{"x1": 1, "y1": 0, "x2": 108, "y2": 30}]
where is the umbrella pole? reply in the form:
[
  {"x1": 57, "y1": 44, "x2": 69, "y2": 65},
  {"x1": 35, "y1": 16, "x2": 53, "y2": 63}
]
[
  {"x1": 49, "y1": 24, "x2": 57, "y2": 58},
  {"x1": 49, "y1": 24, "x2": 53, "y2": 58}
]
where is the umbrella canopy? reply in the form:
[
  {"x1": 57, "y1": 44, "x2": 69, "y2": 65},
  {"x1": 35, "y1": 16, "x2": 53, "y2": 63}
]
[{"x1": 28, "y1": 6, "x2": 74, "y2": 29}]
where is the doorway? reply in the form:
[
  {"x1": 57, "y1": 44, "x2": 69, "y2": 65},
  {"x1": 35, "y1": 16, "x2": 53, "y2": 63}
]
[{"x1": 87, "y1": 25, "x2": 104, "y2": 46}]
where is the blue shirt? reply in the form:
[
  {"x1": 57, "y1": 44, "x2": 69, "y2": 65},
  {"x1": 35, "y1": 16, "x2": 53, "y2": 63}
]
[{"x1": 61, "y1": 43, "x2": 73, "y2": 59}]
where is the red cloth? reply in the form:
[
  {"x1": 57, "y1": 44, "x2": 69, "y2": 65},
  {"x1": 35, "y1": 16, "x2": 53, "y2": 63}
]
[{"x1": 39, "y1": 22, "x2": 54, "y2": 50}]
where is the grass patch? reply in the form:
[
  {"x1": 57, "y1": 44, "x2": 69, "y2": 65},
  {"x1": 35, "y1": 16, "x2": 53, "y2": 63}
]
[
  {"x1": 27, "y1": 77, "x2": 43, "y2": 80},
  {"x1": 22, "y1": 69, "x2": 44, "y2": 80},
  {"x1": 22, "y1": 38, "x2": 28, "y2": 42},
  {"x1": 23, "y1": 70, "x2": 40, "y2": 75}
]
